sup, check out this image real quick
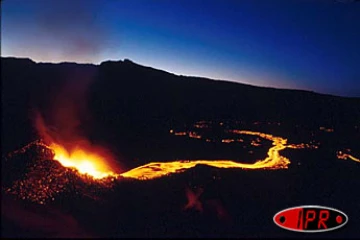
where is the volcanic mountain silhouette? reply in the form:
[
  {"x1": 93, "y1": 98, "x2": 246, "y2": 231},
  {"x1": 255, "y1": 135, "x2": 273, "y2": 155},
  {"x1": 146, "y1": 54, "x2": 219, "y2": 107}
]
[{"x1": 2, "y1": 57, "x2": 360, "y2": 160}]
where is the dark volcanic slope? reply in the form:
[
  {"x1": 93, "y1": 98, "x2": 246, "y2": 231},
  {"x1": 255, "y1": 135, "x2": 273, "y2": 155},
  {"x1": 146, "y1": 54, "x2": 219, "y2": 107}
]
[
  {"x1": 91, "y1": 59, "x2": 360, "y2": 137},
  {"x1": 2, "y1": 57, "x2": 360, "y2": 155}
]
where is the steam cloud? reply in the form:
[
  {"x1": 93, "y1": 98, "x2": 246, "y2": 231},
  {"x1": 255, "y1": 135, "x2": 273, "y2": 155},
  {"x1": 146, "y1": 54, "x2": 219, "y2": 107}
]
[
  {"x1": 34, "y1": 71, "x2": 93, "y2": 146},
  {"x1": 33, "y1": 66, "x2": 122, "y2": 173},
  {"x1": 33, "y1": 0, "x2": 110, "y2": 62}
]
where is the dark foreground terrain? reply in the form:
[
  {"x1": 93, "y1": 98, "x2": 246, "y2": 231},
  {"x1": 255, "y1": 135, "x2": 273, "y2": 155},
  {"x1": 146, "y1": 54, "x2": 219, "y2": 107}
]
[{"x1": 1, "y1": 57, "x2": 360, "y2": 238}]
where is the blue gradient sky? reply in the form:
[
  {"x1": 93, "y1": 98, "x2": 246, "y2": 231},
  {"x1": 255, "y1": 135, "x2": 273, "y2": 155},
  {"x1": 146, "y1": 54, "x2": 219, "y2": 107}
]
[{"x1": 2, "y1": 0, "x2": 360, "y2": 97}]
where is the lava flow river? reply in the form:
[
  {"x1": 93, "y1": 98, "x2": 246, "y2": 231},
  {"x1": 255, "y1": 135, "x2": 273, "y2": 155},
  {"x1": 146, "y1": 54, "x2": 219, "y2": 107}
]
[
  {"x1": 6, "y1": 127, "x2": 359, "y2": 183},
  {"x1": 120, "y1": 130, "x2": 294, "y2": 180},
  {"x1": 5, "y1": 124, "x2": 360, "y2": 205},
  {"x1": 48, "y1": 129, "x2": 315, "y2": 180}
]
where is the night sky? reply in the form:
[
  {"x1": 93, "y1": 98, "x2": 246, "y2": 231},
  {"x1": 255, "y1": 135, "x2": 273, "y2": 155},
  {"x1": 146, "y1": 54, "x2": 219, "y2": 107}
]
[{"x1": 2, "y1": 0, "x2": 360, "y2": 97}]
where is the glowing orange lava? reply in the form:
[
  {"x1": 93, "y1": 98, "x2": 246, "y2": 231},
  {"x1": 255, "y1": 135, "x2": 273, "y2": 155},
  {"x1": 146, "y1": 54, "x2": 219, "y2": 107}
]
[
  {"x1": 49, "y1": 143, "x2": 117, "y2": 179},
  {"x1": 19, "y1": 123, "x2": 318, "y2": 181},
  {"x1": 44, "y1": 129, "x2": 316, "y2": 181},
  {"x1": 120, "y1": 130, "x2": 294, "y2": 180},
  {"x1": 337, "y1": 151, "x2": 360, "y2": 163}
]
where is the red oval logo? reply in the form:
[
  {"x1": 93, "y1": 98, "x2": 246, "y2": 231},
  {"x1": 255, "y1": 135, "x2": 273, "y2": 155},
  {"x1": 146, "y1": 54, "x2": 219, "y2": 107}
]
[{"x1": 273, "y1": 205, "x2": 348, "y2": 233}]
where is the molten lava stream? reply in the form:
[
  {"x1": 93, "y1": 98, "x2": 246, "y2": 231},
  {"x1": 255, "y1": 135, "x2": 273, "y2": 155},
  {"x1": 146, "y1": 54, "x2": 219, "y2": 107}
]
[
  {"x1": 45, "y1": 129, "x2": 315, "y2": 181},
  {"x1": 120, "y1": 130, "x2": 297, "y2": 180},
  {"x1": 337, "y1": 151, "x2": 360, "y2": 163}
]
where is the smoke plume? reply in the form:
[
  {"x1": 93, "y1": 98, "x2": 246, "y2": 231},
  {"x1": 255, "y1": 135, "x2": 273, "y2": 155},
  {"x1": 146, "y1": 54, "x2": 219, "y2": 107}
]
[{"x1": 32, "y1": 0, "x2": 110, "y2": 62}]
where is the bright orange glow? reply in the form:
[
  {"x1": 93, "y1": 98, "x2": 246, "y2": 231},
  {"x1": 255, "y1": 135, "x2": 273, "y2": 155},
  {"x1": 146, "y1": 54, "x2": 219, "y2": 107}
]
[
  {"x1": 120, "y1": 130, "x2": 294, "y2": 180},
  {"x1": 25, "y1": 113, "x2": 320, "y2": 182},
  {"x1": 45, "y1": 129, "x2": 317, "y2": 181},
  {"x1": 6, "y1": 125, "x2": 320, "y2": 190},
  {"x1": 49, "y1": 143, "x2": 117, "y2": 179},
  {"x1": 5, "y1": 120, "x2": 356, "y2": 206},
  {"x1": 337, "y1": 151, "x2": 360, "y2": 163},
  {"x1": 32, "y1": 128, "x2": 318, "y2": 181},
  {"x1": 33, "y1": 111, "x2": 120, "y2": 180}
]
